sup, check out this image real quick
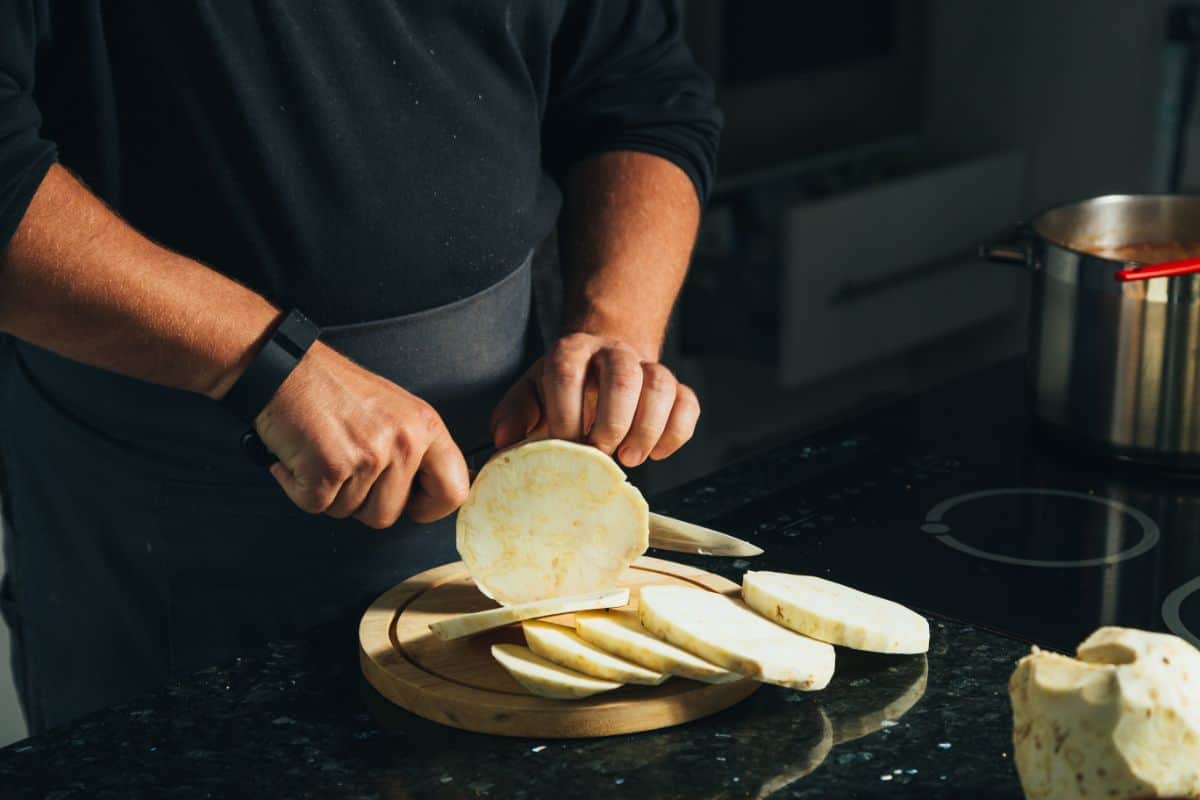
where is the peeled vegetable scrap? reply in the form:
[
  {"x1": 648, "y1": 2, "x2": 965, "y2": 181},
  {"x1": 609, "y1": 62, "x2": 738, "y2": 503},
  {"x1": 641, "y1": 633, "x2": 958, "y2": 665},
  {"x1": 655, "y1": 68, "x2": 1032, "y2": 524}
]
[{"x1": 1009, "y1": 626, "x2": 1200, "y2": 800}]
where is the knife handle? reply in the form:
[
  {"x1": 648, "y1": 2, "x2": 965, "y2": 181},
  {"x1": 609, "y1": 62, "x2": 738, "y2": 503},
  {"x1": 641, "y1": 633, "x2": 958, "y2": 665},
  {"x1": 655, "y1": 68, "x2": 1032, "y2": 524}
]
[
  {"x1": 240, "y1": 430, "x2": 278, "y2": 467},
  {"x1": 240, "y1": 430, "x2": 496, "y2": 471}
]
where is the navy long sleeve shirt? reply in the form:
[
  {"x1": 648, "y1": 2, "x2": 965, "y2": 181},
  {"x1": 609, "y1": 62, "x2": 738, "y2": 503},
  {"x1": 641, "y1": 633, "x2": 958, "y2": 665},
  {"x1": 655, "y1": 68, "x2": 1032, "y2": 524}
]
[{"x1": 0, "y1": 1, "x2": 720, "y2": 324}]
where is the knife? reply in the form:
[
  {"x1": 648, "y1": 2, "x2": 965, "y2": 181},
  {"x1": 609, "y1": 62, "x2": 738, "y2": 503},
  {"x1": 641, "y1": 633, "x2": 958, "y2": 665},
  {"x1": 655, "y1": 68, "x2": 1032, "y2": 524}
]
[
  {"x1": 241, "y1": 432, "x2": 762, "y2": 557},
  {"x1": 646, "y1": 511, "x2": 763, "y2": 557}
]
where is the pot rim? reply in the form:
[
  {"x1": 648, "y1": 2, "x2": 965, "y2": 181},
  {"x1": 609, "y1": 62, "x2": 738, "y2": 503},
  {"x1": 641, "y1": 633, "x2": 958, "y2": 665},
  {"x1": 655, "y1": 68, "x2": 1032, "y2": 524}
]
[{"x1": 1030, "y1": 192, "x2": 1200, "y2": 266}]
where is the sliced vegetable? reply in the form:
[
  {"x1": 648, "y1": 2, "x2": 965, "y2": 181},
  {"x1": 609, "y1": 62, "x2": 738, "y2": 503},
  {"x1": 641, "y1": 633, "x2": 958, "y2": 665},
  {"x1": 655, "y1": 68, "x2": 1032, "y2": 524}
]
[
  {"x1": 522, "y1": 620, "x2": 668, "y2": 685},
  {"x1": 575, "y1": 610, "x2": 741, "y2": 683},
  {"x1": 457, "y1": 440, "x2": 648, "y2": 604},
  {"x1": 638, "y1": 585, "x2": 834, "y2": 691},
  {"x1": 491, "y1": 643, "x2": 622, "y2": 700},
  {"x1": 742, "y1": 572, "x2": 929, "y2": 654},
  {"x1": 429, "y1": 588, "x2": 629, "y2": 641}
]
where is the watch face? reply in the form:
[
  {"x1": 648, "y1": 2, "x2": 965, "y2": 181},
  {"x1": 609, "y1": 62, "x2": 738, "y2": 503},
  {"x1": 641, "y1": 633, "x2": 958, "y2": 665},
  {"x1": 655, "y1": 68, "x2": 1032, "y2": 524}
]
[{"x1": 276, "y1": 309, "x2": 320, "y2": 358}]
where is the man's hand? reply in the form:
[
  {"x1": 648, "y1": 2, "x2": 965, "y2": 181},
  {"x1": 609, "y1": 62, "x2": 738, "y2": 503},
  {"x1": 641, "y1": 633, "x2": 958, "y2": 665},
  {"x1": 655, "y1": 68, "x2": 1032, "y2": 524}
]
[
  {"x1": 490, "y1": 332, "x2": 700, "y2": 467},
  {"x1": 502, "y1": 151, "x2": 702, "y2": 465},
  {"x1": 253, "y1": 342, "x2": 470, "y2": 528}
]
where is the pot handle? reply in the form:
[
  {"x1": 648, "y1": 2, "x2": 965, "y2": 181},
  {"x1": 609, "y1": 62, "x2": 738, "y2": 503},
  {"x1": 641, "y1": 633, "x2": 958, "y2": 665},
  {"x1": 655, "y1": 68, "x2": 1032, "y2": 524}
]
[{"x1": 979, "y1": 224, "x2": 1035, "y2": 268}]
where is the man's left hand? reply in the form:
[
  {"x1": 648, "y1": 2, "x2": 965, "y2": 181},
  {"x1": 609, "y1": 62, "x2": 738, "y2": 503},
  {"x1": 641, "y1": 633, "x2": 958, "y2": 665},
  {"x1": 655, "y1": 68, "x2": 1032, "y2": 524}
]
[{"x1": 490, "y1": 332, "x2": 700, "y2": 467}]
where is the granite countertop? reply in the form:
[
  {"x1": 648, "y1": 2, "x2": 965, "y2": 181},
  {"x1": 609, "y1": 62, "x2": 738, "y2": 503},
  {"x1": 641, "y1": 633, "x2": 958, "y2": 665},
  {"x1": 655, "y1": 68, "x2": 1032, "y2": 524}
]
[
  {"x1": 0, "y1": 619, "x2": 1025, "y2": 799},
  {"x1": 0, "y1": 372, "x2": 1036, "y2": 799}
]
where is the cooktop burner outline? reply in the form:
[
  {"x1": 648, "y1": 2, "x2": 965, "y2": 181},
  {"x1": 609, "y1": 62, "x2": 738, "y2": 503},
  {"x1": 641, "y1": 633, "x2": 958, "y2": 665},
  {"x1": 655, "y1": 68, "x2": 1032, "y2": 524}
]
[
  {"x1": 921, "y1": 488, "x2": 1161, "y2": 568},
  {"x1": 1162, "y1": 577, "x2": 1200, "y2": 648}
]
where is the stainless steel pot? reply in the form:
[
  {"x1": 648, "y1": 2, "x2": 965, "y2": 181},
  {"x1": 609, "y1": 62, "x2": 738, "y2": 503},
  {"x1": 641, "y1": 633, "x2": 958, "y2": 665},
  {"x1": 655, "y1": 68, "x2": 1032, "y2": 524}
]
[{"x1": 984, "y1": 194, "x2": 1200, "y2": 468}]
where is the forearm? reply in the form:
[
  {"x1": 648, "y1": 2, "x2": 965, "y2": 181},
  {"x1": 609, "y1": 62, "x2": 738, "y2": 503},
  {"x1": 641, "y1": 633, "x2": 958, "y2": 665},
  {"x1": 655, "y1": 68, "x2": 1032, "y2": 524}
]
[
  {"x1": 0, "y1": 164, "x2": 280, "y2": 399},
  {"x1": 557, "y1": 151, "x2": 700, "y2": 360}
]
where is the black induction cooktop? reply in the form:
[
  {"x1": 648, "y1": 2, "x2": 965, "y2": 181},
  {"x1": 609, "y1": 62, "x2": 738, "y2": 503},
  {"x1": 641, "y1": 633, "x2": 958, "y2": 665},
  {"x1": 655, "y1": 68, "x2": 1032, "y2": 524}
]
[{"x1": 703, "y1": 358, "x2": 1200, "y2": 654}]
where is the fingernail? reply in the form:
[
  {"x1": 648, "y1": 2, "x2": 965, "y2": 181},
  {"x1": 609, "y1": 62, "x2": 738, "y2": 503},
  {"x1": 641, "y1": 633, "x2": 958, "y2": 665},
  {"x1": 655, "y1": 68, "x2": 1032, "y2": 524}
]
[{"x1": 620, "y1": 447, "x2": 642, "y2": 465}]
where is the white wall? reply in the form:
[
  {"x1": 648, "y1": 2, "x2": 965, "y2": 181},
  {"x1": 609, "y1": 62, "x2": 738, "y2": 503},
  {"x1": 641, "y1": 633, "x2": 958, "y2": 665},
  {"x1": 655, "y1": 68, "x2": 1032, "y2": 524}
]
[
  {"x1": 0, "y1": 526, "x2": 27, "y2": 747},
  {"x1": 924, "y1": 0, "x2": 1171, "y2": 213}
]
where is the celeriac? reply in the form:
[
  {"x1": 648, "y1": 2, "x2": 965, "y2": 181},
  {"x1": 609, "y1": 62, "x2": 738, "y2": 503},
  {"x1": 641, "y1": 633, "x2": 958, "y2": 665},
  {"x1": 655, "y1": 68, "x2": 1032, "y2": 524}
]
[
  {"x1": 575, "y1": 609, "x2": 741, "y2": 683},
  {"x1": 491, "y1": 643, "x2": 622, "y2": 700},
  {"x1": 1010, "y1": 626, "x2": 1200, "y2": 800},
  {"x1": 429, "y1": 588, "x2": 629, "y2": 641},
  {"x1": 522, "y1": 620, "x2": 668, "y2": 685},
  {"x1": 742, "y1": 571, "x2": 929, "y2": 654},
  {"x1": 638, "y1": 585, "x2": 834, "y2": 691},
  {"x1": 457, "y1": 440, "x2": 648, "y2": 604}
]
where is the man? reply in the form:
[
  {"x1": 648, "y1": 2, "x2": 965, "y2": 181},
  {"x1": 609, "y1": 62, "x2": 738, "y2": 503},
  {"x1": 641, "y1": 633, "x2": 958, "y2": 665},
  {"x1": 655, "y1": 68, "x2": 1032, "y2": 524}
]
[{"x1": 0, "y1": 1, "x2": 720, "y2": 733}]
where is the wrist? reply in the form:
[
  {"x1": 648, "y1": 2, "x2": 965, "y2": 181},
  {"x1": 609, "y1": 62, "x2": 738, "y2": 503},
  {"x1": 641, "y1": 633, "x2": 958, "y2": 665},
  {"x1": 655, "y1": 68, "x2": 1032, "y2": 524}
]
[
  {"x1": 207, "y1": 308, "x2": 287, "y2": 401},
  {"x1": 252, "y1": 339, "x2": 333, "y2": 428},
  {"x1": 217, "y1": 308, "x2": 321, "y2": 421}
]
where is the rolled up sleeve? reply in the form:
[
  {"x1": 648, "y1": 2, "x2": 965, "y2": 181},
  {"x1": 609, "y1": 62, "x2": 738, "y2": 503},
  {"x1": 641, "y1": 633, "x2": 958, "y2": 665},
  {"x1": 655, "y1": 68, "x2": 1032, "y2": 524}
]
[
  {"x1": 543, "y1": 0, "x2": 723, "y2": 203},
  {"x1": 1, "y1": 0, "x2": 55, "y2": 252}
]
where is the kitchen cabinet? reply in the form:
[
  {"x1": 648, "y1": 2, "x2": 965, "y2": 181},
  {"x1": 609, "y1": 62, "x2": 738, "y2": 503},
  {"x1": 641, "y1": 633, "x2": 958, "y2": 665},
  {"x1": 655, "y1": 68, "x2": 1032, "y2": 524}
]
[{"x1": 779, "y1": 152, "x2": 1025, "y2": 386}]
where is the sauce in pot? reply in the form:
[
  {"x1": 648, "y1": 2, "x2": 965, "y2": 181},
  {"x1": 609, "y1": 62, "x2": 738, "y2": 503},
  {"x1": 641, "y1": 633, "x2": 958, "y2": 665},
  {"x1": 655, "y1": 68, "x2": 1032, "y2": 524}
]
[{"x1": 1085, "y1": 241, "x2": 1200, "y2": 264}]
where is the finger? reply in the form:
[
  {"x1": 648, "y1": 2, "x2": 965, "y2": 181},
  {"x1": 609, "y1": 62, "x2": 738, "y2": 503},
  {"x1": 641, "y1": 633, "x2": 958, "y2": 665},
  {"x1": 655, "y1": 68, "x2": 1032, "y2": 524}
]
[
  {"x1": 648, "y1": 383, "x2": 701, "y2": 461},
  {"x1": 324, "y1": 454, "x2": 386, "y2": 519},
  {"x1": 270, "y1": 461, "x2": 342, "y2": 515},
  {"x1": 616, "y1": 363, "x2": 677, "y2": 467},
  {"x1": 581, "y1": 375, "x2": 599, "y2": 436},
  {"x1": 587, "y1": 348, "x2": 642, "y2": 455},
  {"x1": 525, "y1": 417, "x2": 551, "y2": 442},
  {"x1": 405, "y1": 432, "x2": 471, "y2": 523},
  {"x1": 540, "y1": 336, "x2": 598, "y2": 441},
  {"x1": 353, "y1": 463, "x2": 413, "y2": 530},
  {"x1": 490, "y1": 375, "x2": 543, "y2": 449}
]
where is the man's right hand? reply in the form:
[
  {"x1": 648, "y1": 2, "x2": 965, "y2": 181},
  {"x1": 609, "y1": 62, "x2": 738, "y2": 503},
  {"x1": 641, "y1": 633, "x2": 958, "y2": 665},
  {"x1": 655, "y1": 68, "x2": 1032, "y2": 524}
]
[
  {"x1": 250, "y1": 342, "x2": 470, "y2": 528},
  {"x1": 1, "y1": 166, "x2": 469, "y2": 530}
]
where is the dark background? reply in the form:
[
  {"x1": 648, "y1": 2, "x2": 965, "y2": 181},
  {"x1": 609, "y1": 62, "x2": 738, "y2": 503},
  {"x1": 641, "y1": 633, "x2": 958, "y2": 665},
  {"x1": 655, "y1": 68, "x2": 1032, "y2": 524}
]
[
  {"x1": 2, "y1": 0, "x2": 1196, "y2": 746},
  {"x1": 631, "y1": 0, "x2": 1194, "y2": 497}
]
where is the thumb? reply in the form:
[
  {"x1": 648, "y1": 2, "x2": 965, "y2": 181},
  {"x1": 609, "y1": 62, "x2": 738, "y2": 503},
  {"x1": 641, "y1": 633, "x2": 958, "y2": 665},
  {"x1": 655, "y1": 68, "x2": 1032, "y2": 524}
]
[{"x1": 490, "y1": 375, "x2": 542, "y2": 448}]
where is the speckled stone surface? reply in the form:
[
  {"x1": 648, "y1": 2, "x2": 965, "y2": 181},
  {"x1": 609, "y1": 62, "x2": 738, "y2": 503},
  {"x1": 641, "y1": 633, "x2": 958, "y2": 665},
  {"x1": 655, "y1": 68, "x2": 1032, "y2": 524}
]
[
  {"x1": 0, "y1": 614, "x2": 1027, "y2": 799},
  {"x1": 0, "y1": 371, "x2": 1040, "y2": 799}
]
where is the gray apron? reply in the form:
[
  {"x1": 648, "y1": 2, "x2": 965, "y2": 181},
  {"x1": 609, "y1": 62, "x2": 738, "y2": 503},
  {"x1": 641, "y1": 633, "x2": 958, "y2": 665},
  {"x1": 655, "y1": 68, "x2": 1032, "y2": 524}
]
[{"x1": 0, "y1": 256, "x2": 534, "y2": 733}]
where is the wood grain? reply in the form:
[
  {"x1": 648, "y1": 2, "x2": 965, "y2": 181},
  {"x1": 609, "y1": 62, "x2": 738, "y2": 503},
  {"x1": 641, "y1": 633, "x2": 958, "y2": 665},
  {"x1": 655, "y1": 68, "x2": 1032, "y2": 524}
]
[{"x1": 359, "y1": 556, "x2": 760, "y2": 738}]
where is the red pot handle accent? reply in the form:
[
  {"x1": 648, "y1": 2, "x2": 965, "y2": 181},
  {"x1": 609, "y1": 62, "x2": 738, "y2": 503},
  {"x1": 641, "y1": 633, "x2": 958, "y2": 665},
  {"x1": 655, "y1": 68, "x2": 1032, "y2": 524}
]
[{"x1": 1115, "y1": 257, "x2": 1200, "y2": 282}]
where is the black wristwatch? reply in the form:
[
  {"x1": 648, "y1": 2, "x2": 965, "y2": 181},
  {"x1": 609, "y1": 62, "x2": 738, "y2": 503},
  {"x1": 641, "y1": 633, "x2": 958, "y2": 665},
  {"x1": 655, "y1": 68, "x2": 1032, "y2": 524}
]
[{"x1": 222, "y1": 308, "x2": 321, "y2": 423}]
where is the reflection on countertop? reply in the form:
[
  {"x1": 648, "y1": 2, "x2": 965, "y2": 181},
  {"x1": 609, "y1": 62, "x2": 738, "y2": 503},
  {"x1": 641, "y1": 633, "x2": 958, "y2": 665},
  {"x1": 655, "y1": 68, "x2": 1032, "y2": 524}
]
[
  {"x1": 2, "y1": 362, "x2": 1068, "y2": 799},
  {"x1": 0, "y1": 612, "x2": 1025, "y2": 798}
]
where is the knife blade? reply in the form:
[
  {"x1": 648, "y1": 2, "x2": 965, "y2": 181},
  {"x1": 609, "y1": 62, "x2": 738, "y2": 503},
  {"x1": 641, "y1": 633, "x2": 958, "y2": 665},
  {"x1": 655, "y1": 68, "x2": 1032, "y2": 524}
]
[
  {"x1": 647, "y1": 512, "x2": 763, "y2": 557},
  {"x1": 241, "y1": 433, "x2": 762, "y2": 556}
]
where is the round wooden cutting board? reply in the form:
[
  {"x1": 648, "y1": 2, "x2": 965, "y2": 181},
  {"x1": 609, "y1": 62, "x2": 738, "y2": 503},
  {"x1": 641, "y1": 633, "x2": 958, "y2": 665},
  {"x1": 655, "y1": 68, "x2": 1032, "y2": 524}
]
[{"x1": 359, "y1": 556, "x2": 761, "y2": 738}]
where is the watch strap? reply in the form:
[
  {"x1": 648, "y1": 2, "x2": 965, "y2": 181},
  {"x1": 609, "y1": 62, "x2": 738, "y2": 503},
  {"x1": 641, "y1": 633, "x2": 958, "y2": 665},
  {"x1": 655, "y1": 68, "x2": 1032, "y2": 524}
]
[{"x1": 222, "y1": 308, "x2": 320, "y2": 423}]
